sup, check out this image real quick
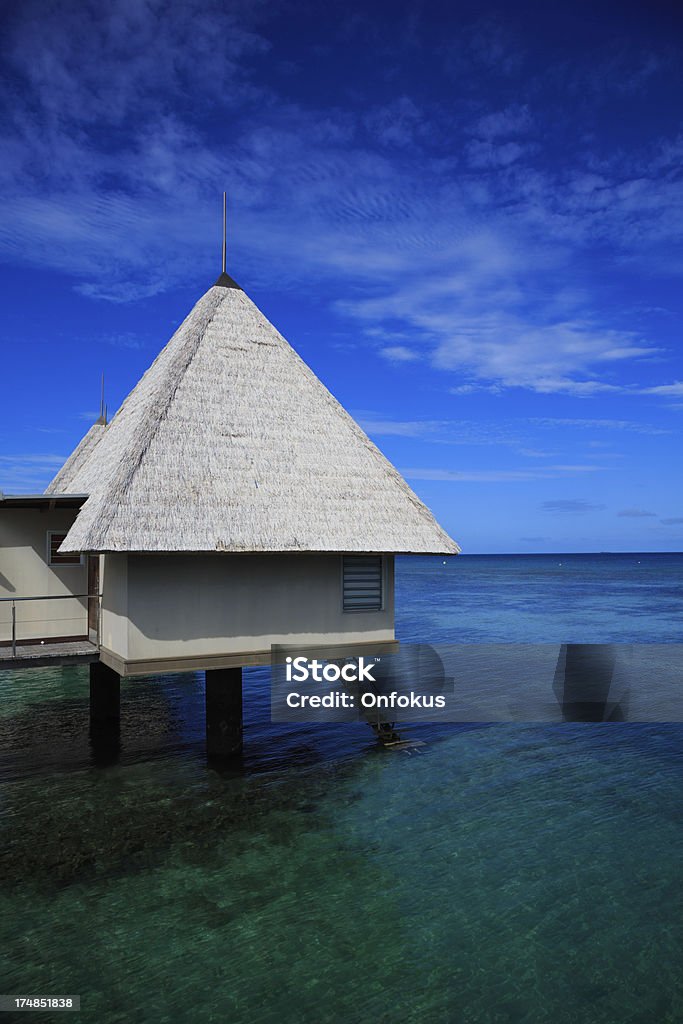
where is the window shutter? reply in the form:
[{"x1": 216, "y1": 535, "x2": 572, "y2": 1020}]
[
  {"x1": 48, "y1": 533, "x2": 82, "y2": 566},
  {"x1": 343, "y1": 555, "x2": 383, "y2": 611}
]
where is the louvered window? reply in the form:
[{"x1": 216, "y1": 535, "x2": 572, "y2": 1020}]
[
  {"x1": 342, "y1": 555, "x2": 383, "y2": 612},
  {"x1": 47, "y1": 532, "x2": 82, "y2": 566}
]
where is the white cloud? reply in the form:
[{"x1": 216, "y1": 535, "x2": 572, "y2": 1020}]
[
  {"x1": 0, "y1": 0, "x2": 682, "y2": 410},
  {"x1": 380, "y1": 345, "x2": 419, "y2": 363},
  {"x1": 5, "y1": 0, "x2": 269, "y2": 128},
  {"x1": 365, "y1": 97, "x2": 424, "y2": 148},
  {"x1": 450, "y1": 383, "x2": 503, "y2": 395},
  {"x1": 465, "y1": 139, "x2": 529, "y2": 169},
  {"x1": 0, "y1": 453, "x2": 65, "y2": 492},
  {"x1": 640, "y1": 381, "x2": 683, "y2": 396},
  {"x1": 469, "y1": 104, "x2": 533, "y2": 140},
  {"x1": 357, "y1": 418, "x2": 443, "y2": 437},
  {"x1": 541, "y1": 499, "x2": 607, "y2": 514},
  {"x1": 354, "y1": 416, "x2": 532, "y2": 449},
  {"x1": 403, "y1": 464, "x2": 602, "y2": 482},
  {"x1": 530, "y1": 418, "x2": 669, "y2": 435},
  {"x1": 340, "y1": 259, "x2": 661, "y2": 395}
]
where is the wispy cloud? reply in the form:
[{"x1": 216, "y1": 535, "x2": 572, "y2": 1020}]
[
  {"x1": 530, "y1": 418, "x2": 670, "y2": 435},
  {"x1": 357, "y1": 418, "x2": 444, "y2": 438},
  {"x1": 337, "y1": 239, "x2": 665, "y2": 395},
  {"x1": 356, "y1": 415, "x2": 661, "y2": 467},
  {"x1": 617, "y1": 508, "x2": 657, "y2": 518},
  {"x1": 640, "y1": 382, "x2": 683, "y2": 396},
  {"x1": 465, "y1": 139, "x2": 530, "y2": 169},
  {"x1": 356, "y1": 415, "x2": 559, "y2": 451},
  {"x1": 469, "y1": 104, "x2": 534, "y2": 140},
  {"x1": 1, "y1": 0, "x2": 683, "y2": 410},
  {"x1": 404, "y1": 465, "x2": 602, "y2": 482},
  {"x1": 379, "y1": 346, "x2": 420, "y2": 363},
  {"x1": 0, "y1": 1, "x2": 272, "y2": 300},
  {"x1": 364, "y1": 97, "x2": 425, "y2": 148},
  {"x1": 98, "y1": 332, "x2": 147, "y2": 350},
  {"x1": 660, "y1": 517, "x2": 683, "y2": 525},
  {"x1": 356, "y1": 414, "x2": 513, "y2": 447},
  {"x1": 450, "y1": 383, "x2": 503, "y2": 395},
  {"x1": 517, "y1": 448, "x2": 557, "y2": 458},
  {"x1": 0, "y1": 453, "x2": 65, "y2": 492},
  {"x1": 541, "y1": 499, "x2": 607, "y2": 514}
]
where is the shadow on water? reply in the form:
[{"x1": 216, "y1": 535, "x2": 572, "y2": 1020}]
[{"x1": 553, "y1": 643, "x2": 630, "y2": 722}]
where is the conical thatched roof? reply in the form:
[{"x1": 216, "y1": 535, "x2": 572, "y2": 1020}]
[
  {"x1": 46, "y1": 420, "x2": 107, "y2": 494},
  {"x1": 56, "y1": 277, "x2": 459, "y2": 555}
]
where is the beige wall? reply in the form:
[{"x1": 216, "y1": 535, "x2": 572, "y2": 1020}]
[
  {"x1": 0, "y1": 509, "x2": 88, "y2": 642},
  {"x1": 100, "y1": 553, "x2": 128, "y2": 660},
  {"x1": 101, "y1": 552, "x2": 394, "y2": 670}
]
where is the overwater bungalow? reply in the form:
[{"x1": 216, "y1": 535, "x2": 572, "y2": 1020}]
[{"x1": 1, "y1": 248, "x2": 458, "y2": 754}]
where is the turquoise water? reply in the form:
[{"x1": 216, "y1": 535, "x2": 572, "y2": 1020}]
[{"x1": 1, "y1": 554, "x2": 682, "y2": 1023}]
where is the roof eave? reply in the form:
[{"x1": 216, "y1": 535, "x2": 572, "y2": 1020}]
[
  {"x1": 57, "y1": 541, "x2": 461, "y2": 555},
  {"x1": 0, "y1": 493, "x2": 88, "y2": 510}
]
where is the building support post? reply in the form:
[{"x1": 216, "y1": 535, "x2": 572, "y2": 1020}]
[
  {"x1": 206, "y1": 667, "x2": 243, "y2": 760},
  {"x1": 89, "y1": 660, "x2": 121, "y2": 765},
  {"x1": 89, "y1": 660, "x2": 121, "y2": 726}
]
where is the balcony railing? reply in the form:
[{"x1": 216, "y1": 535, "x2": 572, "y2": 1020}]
[{"x1": 0, "y1": 593, "x2": 101, "y2": 657}]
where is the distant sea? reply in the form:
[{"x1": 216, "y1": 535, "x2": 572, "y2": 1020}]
[
  {"x1": 397, "y1": 551, "x2": 683, "y2": 644},
  {"x1": 0, "y1": 553, "x2": 681, "y2": 1023}
]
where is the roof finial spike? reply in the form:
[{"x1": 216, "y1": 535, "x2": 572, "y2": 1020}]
[
  {"x1": 222, "y1": 191, "x2": 227, "y2": 275},
  {"x1": 97, "y1": 373, "x2": 107, "y2": 426},
  {"x1": 214, "y1": 193, "x2": 240, "y2": 289}
]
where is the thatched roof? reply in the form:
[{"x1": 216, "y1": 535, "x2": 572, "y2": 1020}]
[
  {"x1": 55, "y1": 277, "x2": 459, "y2": 554},
  {"x1": 46, "y1": 421, "x2": 107, "y2": 494}
]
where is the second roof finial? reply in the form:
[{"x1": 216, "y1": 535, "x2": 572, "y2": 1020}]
[{"x1": 222, "y1": 191, "x2": 227, "y2": 275}]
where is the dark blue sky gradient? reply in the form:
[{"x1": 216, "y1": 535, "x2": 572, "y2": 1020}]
[{"x1": 1, "y1": 0, "x2": 682, "y2": 551}]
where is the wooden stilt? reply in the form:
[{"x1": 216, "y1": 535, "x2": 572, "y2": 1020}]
[
  {"x1": 206, "y1": 667, "x2": 243, "y2": 759},
  {"x1": 89, "y1": 660, "x2": 121, "y2": 765},
  {"x1": 89, "y1": 660, "x2": 120, "y2": 725}
]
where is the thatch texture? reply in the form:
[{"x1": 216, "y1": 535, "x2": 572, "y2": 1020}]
[
  {"x1": 46, "y1": 421, "x2": 107, "y2": 494},
  {"x1": 57, "y1": 280, "x2": 459, "y2": 554}
]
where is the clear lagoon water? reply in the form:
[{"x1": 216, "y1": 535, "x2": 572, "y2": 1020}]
[{"x1": 1, "y1": 553, "x2": 682, "y2": 1023}]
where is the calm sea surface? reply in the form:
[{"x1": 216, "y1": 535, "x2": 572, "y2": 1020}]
[{"x1": 1, "y1": 553, "x2": 682, "y2": 1023}]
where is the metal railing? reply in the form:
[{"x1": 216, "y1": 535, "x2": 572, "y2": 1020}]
[{"x1": 0, "y1": 593, "x2": 101, "y2": 657}]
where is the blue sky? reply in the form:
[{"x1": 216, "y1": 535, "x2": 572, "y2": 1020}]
[{"x1": 1, "y1": 0, "x2": 682, "y2": 553}]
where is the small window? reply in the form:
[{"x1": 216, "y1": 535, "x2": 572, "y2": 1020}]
[
  {"x1": 343, "y1": 555, "x2": 383, "y2": 612},
  {"x1": 47, "y1": 532, "x2": 82, "y2": 566}
]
